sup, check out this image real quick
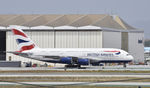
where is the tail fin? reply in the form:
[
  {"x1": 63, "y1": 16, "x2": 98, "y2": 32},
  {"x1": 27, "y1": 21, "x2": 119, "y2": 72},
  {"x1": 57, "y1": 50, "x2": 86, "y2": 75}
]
[{"x1": 10, "y1": 26, "x2": 38, "y2": 52}]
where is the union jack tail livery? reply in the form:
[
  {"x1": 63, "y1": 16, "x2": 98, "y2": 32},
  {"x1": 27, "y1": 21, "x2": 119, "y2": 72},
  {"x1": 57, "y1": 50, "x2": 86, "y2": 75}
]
[{"x1": 11, "y1": 26, "x2": 38, "y2": 52}]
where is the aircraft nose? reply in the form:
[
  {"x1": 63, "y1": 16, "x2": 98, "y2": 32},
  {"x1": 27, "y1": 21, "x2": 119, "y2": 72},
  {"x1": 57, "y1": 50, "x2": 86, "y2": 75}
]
[{"x1": 129, "y1": 55, "x2": 134, "y2": 60}]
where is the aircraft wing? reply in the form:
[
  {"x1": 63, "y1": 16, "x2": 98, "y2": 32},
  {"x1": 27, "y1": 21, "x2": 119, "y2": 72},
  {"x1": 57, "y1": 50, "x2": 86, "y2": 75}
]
[{"x1": 6, "y1": 51, "x2": 30, "y2": 57}]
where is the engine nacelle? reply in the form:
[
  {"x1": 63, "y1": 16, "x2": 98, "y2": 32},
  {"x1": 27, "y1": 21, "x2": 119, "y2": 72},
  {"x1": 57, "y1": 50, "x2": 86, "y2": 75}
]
[
  {"x1": 60, "y1": 57, "x2": 72, "y2": 64},
  {"x1": 77, "y1": 58, "x2": 89, "y2": 65}
]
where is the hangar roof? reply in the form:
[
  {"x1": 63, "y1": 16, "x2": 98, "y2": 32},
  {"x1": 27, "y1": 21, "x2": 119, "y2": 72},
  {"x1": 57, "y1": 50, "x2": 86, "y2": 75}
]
[{"x1": 0, "y1": 14, "x2": 142, "y2": 31}]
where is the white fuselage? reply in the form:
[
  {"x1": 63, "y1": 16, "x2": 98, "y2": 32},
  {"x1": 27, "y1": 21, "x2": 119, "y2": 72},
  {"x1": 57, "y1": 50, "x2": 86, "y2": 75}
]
[
  {"x1": 10, "y1": 26, "x2": 134, "y2": 66},
  {"x1": 21, "y1": 48, "x2": 133, "y2": 64}
]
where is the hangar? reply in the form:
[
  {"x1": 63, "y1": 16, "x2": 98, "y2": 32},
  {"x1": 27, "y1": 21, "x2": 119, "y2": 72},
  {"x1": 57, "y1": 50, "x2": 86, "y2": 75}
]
[{"x1": 0, "y1": 14, "x2": 144, "y2": 65}]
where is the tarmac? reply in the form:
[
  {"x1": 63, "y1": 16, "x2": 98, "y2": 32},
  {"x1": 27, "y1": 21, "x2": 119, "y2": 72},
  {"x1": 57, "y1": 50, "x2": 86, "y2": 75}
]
[
  {"x1": 0, "y1": 72, "x2": 150, "y2": 77},
  {"x1": 0, "y1": 66, "x2": 150, "y2": 87},
  {"x1": 0, "y1": 82, "x2": 150, "y2": 87},
  {"x1": 0, "y1": 65, "x2": 150, "y2": 71}
]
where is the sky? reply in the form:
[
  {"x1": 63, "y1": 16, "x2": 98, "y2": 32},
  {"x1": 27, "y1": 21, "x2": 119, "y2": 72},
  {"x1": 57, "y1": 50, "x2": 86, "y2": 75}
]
[{"x1": 0, "y1": 0, "x2": 150, "y2": 38}]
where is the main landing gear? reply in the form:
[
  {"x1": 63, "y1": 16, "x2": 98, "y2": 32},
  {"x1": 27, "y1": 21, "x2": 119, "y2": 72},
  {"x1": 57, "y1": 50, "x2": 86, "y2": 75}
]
[
  {"x1": 123, "y1": 63, "x2": 127, "y2": 68},
  {"x1": 65, "y1": 64, "x2": 80, "y2": 68},
  {"x1": 65, "y1": 64, "x2": 85, "y2": 69}
]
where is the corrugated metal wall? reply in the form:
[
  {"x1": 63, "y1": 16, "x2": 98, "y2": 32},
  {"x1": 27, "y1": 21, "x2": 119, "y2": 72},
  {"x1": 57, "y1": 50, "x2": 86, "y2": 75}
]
[
  {"x1": 78, "y1": 31, "x2": 102, "y2": 48},
  {"x1": 55, "y1": 31, "x2": 102, "y2": 48},
  {"x1": 55, "y1": 31, "x2": 79, "y2": 48},
  {"x1": 128, "y1": 32, "x2": 144, "y2": 63},
  {"x1": 6, "y1": 30, "x2": 102, "y2": 65},
  {"x1": 102, "y1": 31, "x2": 121, "y2": 49},
  {"x1": 121, "y1": 32, "x2": 128, "y2": 52},
  {"x1": 30, "y1": 31, "x2": 55, "y2": 48}
]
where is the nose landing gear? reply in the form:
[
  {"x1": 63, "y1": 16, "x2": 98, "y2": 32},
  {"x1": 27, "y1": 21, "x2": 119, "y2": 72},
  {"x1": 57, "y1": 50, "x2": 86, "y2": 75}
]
[{"x1": 123, "y1": 63, "x2": 127, "y2": 68}]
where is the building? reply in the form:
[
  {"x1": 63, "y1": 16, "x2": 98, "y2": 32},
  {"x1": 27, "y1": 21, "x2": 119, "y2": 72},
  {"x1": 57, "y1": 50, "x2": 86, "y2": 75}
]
[{"x1": 0, "y1": 14, "x2": 144, "y2": 66}]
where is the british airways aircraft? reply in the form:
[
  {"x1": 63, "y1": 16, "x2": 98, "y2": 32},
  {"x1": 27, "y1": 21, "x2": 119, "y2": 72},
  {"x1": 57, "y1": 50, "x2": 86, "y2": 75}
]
[{"x1": 8, "y1": 26, "x2": 133, "y2": 68}]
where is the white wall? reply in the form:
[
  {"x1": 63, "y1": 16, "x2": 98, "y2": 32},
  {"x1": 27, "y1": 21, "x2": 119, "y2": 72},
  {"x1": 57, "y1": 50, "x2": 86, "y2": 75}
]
[
  {"x1": 30, "y1": 31, "x2": 55, "y2": 48},
  {"x1": 55, "y1": 31, "x2": 79, "y2": 48},
  {"x1": 78, "y1": 31, "x2": 102, "y2": 48},
  {"x1": 55, "y1": 31, "x2": 102, "y2": 48},
  {"x1": 102, "y1": 31, "x2": 121, "y2": 49},
  {"x1": 128, "y1": 32, "x2": 144, "y2": 63}
]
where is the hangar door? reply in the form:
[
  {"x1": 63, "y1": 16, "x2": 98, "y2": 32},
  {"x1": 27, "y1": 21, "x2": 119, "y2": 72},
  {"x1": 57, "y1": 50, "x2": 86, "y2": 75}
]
[
  {"x1": 55, "y1": 31, "x2": 102, "y2": 48},
  {"x1": 0, "y1": 31, "x2": 6, "y2": 60},
  {"x1": 102, "y1": 31, "x2": 121, "y2": 49}
]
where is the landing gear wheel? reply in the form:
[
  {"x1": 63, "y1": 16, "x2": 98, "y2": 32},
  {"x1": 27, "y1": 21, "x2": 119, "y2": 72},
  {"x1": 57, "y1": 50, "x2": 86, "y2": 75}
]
[
  {"x1": 123, "y1": 63, "x2": 127, "y2": 68},
  {"x1": 77, "y1": 65, "x2": 81, "y2": 68}
]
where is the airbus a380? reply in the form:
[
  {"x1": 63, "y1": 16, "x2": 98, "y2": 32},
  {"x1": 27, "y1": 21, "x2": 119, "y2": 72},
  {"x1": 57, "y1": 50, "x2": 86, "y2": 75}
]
[{"x1": 8, "y1": 26, "x2": 133, "y2": 68}]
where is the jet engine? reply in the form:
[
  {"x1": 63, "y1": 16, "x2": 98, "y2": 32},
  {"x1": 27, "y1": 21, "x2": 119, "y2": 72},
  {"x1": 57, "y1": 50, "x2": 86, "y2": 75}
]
[
  {"x1": 77, "y1": 58, "x2": 89, "y2": 65},
  {"x1": 60, "y1": 57, "x2": 72, "y2": 64},
  {"x1": 60, "y1": 57, "x2": 90, "y2": 65}
]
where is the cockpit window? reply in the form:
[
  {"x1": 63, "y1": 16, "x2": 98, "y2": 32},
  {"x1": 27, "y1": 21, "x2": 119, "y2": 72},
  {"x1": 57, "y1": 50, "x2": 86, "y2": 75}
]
[{"x1": 126, "y1": 54, "x2": 130, "y2": 56}]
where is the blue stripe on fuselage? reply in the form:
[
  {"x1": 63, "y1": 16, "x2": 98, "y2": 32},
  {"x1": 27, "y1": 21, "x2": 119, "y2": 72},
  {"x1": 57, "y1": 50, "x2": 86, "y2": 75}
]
[{"x1": 115, "y1": 52, "x2": 121, "y2": 55}]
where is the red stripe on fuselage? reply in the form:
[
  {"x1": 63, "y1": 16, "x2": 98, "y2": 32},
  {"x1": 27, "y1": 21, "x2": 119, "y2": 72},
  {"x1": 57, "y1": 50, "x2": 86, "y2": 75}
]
[
  {"x1": 20, "y1": 44, "x2": 35, "y2": 52},
  {"x1": 12, "y1": 29, "x2": 27, "y2": 37}
]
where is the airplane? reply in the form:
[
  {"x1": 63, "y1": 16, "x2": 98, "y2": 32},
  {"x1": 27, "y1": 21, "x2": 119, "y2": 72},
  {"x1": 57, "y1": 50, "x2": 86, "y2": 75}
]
[{"x1": 8, "y1": 26, "x2": 134, "y2": 68}]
